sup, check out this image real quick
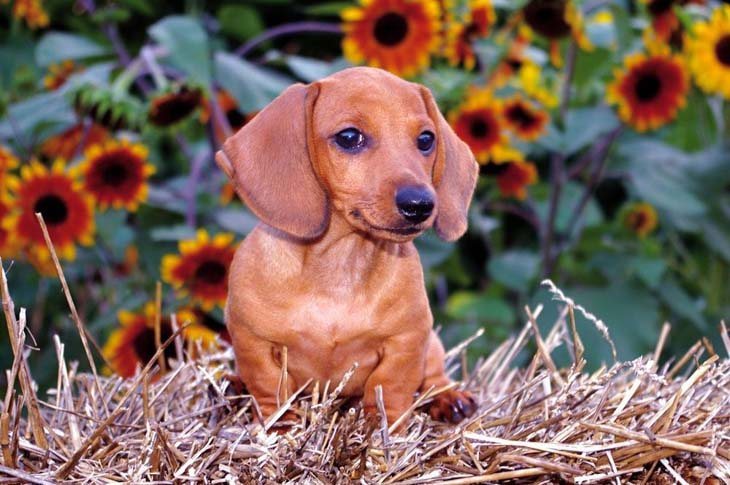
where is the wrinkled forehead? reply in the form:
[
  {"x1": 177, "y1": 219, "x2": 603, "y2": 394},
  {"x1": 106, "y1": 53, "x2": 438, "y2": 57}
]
[{"x1": 312, "y1": 70, "x2": 430, "y2": 126}]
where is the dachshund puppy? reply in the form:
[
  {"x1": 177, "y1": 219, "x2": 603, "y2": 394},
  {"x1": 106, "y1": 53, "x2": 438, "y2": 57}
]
[{"x1": 215, "y1": 67, "x2": 479, "y2": 427}]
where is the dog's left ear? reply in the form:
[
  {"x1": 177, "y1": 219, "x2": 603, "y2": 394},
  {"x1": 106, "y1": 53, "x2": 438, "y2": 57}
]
[{"x1": 420, "y1": 86, "x2": 479, "y2": 242}]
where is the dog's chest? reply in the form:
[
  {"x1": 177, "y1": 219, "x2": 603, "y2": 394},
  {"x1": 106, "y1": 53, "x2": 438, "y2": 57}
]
[{"x1": 280, "y1": 292, "x2": 383, "y2": 350}]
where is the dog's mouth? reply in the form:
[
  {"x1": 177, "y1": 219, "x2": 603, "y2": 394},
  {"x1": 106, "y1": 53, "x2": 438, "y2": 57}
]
[{"x1": 350, "y1": 209, "x2": 424, "y2": 237}]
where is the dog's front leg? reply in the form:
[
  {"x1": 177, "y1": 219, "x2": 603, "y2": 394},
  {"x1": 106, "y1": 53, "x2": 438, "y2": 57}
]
[
  {"x1": 422, "y1": 330, "x2": 477, "y2": 424},
  {"x1": 227, "y1": 323, "x2": 295, "y2": 421},
  {"x1": 362, "y1": 332, "x2": 428, "y2": 428}
]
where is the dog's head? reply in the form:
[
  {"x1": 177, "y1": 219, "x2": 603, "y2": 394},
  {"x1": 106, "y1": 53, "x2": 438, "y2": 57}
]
[{"x1": 216, "y1": 67, "x2": 478, "y2": 243}]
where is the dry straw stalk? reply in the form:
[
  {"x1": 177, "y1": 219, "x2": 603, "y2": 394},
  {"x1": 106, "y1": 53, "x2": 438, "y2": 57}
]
[{"x1": 0, "y1": 221, "x2": 728, "y2": 483}]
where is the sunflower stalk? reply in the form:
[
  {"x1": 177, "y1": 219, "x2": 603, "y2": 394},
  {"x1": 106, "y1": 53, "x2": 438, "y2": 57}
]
[
  {"x1": 141, "y1": 46, "x2": 169, "y2": 90},
  {"x1": 542, "y1": 42, "x2": 577, "y2": 277},
  {"x1": 564, "y1": 125, "x2": 624, "y2": 241},
  {"x1": 234, "y1": 21, "x2": 342, "y2": 58}
]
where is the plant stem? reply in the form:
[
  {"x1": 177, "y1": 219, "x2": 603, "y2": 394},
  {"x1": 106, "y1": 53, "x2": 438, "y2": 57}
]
[
  {"x1": 564, "y1": 126, "x2": 623, "y2": 241},
  {"x1": 488, "y1": 201, "x2": 541, "y2": 233},
  {"x1": 234, "y1": 22, "x2": 342, "y2": 58},
  {"x1": 541, "y1": 43, "x2": 577, "y2": 277}
]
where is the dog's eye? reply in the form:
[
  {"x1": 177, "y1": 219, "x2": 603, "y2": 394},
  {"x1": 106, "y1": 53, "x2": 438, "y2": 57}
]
[
  {"x1": 335, "y1": 128, "x2": 366, "y2": 151},
  {"x1": 417, "y1": 131, "x2": 435, "y2": 153}
]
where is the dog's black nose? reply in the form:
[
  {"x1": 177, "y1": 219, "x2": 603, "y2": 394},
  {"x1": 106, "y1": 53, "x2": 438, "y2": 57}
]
[{"x1": 396, "y1": 186, "x2": 434, "y2": 224}]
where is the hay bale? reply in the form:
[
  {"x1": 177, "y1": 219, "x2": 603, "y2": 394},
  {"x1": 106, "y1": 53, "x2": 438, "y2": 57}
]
[{"x1": 1, "y1": 263, "x2": 729, "y2": 483}]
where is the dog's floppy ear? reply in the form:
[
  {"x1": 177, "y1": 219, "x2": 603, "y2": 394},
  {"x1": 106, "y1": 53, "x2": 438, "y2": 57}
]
[
  {"x1": 420, "y1": 86, "x2": 479, "y2": 242},
  {"x1": 215, "y1": 83, "x2": 328, "y2": 240}
]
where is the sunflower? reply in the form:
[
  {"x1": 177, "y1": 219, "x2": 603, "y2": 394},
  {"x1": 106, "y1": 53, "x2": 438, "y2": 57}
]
[
  {"x1": 148, "y1": 85, "x2": 202, "y2": 127},
  {"x1": 200, "y1": 90, "x2": 257, "y2": 144},
  {"x1": 502, "y1": 96, "x2": 549, "y2": 141},
  {"x1": 448, "y1": 88, "x2": 522, "y2": 164},
  {"x1": 522, "y1": 0, "x2": 592, "y2": 66},
  {"x1": 491, "y1": 29, "x2": 531, "y2": 87},
  {"x1": 4, "y1": 160, "x2": 95, "y2": 263},
  {"x1": 0, "y1": 193, "x2": 18, "y2": 258},
  {"x1": 494, "y1": 160, "x2": 538, "y2": 200},
  {"x1": 40, "y1": 123, "x2": 109, "y2": 161},
  {"x1": 342, "y1": 0, "x2": 441, "y2": 77},
  {"x1": 517, "y1": 61, "x2": 559, "y2": 108},
  {"x1": 220, "y1": 180, "x2": 237, "y2": 205},
  {"x1": 642, "y1": 0, "x2": 704, "y2": 44},
  {"x1": 43, "y1": 60, "x2": 82, "y2": 91},
  {"x1": 623, "y1": 202, "x2": 658, "y2": 237},
  {"x1": 0, "y1": 145, "x2": 19, "y2": 188},
  {"x1": 113, "y1": 245, "x2": 139, "y2": 276},
  {"x1": 161, "y1": 230, "x2": 236, "y2": 310},
  {"x1": 606, "y1": 48, "x2": 689, "y2": 132},
  {"x1": 686, "y1": 5, "x2": 730, "y2": 99},
  {"x1": 2, "y1": 0, "x2": 49, "y2": 29},
  {"x1": 445, "y1": 0, "x2": 496, "y2": 70},
  {"x1": 103, "y1": 303, "x2": 217, "y2": 378},
  {"x1": 81, "y1": 139, "x2": 154, "y2": 211}
]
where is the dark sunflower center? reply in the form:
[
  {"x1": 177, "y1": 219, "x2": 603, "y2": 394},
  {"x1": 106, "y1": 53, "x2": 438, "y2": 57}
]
[
  {"x1": 523, "y1": 0, "x2": 570, "y2": 39},
  {"x1": 34, "y1": 194, "x2": 69, "y2": 225},
  {"x1": 648, "y1": 0, "x2": 675, "y2": 16},
  {"x1": 101, "y1": 162, "x2": 129, "y2": 186},
  {"x1": 195, "y1": 261, "x2": 227, "y2": 285},
  {"x1": 507, "y1": 105, "x2": 535, "y2": 127},
  {"x1": 714, "y1": 35, "x2": 730, "y2": 67},
  {"x1": 132, "y1": 324, "x2": 175, "y2": 365},
  {"x1": 480, "y1": 162, "x2": 509, "y2": 176},
  {"x1": 373, "y1": 12, "x2": 409, "y2": 47},
  {"x1": 630, "y1": 211, "x2": 648, "y2": 230},
  {"x1": 226, "y1": 109, "x2": 246, "y2": 128},
  {"x1": 148, "y1": 87, "x2": 202, "y2": 127},
  {"x1": 464, "y1": 22, "x2": 481, "y2": 39},
  {"x1": 635, "y1": 73, "x2": 662, "y2": 101},
  {"x1": 505, "y1": 57, "x2": 523, "y2": 72},
  {"x1": 469, "y1": 118, "x2": 490, "y2": 138},
  {"x1": 193, "y1": 308, "x2": 226, "y2": 332}
]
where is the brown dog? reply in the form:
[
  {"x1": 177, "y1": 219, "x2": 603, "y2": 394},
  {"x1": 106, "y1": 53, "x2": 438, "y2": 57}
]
[{"x1": 215, "y1": 67, "x2": 479, "y2": 427}]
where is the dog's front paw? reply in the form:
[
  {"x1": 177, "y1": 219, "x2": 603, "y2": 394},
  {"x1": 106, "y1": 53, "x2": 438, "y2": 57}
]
[{"x1": 428, "y1": 389, "x2": 477, "y2": 424}]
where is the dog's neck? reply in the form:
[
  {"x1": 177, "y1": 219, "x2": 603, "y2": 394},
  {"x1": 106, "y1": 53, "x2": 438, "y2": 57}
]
[{"x1": 296, "y1": 212, "x2": 415, "y2": 285}]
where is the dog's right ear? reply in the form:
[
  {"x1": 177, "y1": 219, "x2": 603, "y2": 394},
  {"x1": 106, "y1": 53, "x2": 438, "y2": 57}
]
[{"x1": 215, "y1": 83, "x2": 329, "y2": 240}]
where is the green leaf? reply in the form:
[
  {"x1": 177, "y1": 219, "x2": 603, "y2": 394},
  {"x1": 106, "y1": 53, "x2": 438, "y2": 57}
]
[
  {"x1": 217, "y1": 5, "x2": 264, "y2": 41},
  {"x1": 0, "y1": 91, "x2": 74, "y2": 140},
  {"x1": 658, "y1": 278, "x2": 708, "y2": 331},
  {"x1": 624, "y1": 141, "x2": 707, "y2": 218},
  {"x1": 664, "y1": 90, "x2": 717, "y2": 152},
  {"x1": 631, "y1": 257, "x2": 666, "y2": 289},
  {"x1": 146, "y1": 186, "x2": 188, "y2": 214},
  {"x1": 700, "y1": 219, "x2": 730, "y2": 263},
  {"x1": 415, "y1": 231, "x2": 455, "y2": 271},
  {"x1": 304, "y1": 2, "x2": 353, "y2": 16},
  {"x1": 563, "y1": 106, "x2": 619, "y2": 155},
  {"x1": 35, "y1": 32, "x2": 110, "y2": 67},
  {"x1": 96, "y1": 211, "x2": 134, "y2": 253},
  {"x1": 533, "y1": 181, "x2": 604, "y2": 234},
  {"x1": 149, "y1": 16, "x2": 212, "y2": 86},
  {"x1": 214, "y1": 208, "x2": 260, "y2": 236},
  {"x1": 572, "y1": 48, "x2": 612, "y2": 90},
  {"x1": 585, "y1": 19, "x2": 616, "y2": 49},
  {"x1": 488, "y1": 250, "x2": 540, "y2": 292},
  {"x1": 445, "y1": 291, "x2": 515, "y2": 326},
  {"x1": 118, "y1": 0, "x2": 154, "y2": 16},
  {"x1": 534, "y1": 282, "x2": 660, "y2": 367},
  {"x1": 150, "y1": 225, "x2": 197, "y2": 242},
  {"x1": 285, "y1": 55, "x2": 337, "y2": 82},
  {"x1": 538, "y1": 106, "x2": 618, "y2": 156},
  {"x1": 214, "y1": 51, "x2": 292, "y2": 112}
]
